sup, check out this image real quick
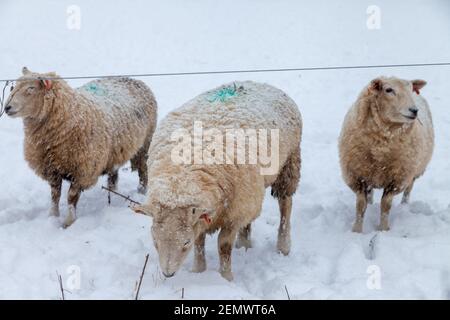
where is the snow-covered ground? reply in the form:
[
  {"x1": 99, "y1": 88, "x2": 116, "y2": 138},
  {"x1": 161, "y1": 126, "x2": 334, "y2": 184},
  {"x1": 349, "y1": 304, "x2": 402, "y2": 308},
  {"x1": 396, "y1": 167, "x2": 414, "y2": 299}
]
[{"x1": 0, "y1": 0, "x2": 450, "y2": 299}]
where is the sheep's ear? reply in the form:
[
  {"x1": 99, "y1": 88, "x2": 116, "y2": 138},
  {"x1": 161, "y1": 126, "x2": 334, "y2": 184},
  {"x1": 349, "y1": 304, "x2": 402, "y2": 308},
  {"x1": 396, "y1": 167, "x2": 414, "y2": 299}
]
[
  {"x1": 22, "y1": 67, "x2": 30, "y2": 75},
  {"x1": 192, "y1": 207, "x2": 215, "y2": 225},
  {"x1": 40, "y1": 79, "x2": 53, "y2": 90},
  {"x1": 369, "y1": 78, "x2": 383, "y2": 92},
  {"x1": 412, "y1": 79, "x2": 427, "y2": 94},
  {"x1": 131, "y1": 204, "x2": 153, "y2": 217}
]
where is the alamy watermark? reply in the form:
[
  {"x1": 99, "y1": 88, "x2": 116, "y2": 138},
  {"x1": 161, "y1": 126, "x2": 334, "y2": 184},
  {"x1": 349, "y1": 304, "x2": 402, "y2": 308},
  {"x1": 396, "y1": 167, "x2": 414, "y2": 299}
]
[
  {"x1": 170, "y1": 121, "x2": 280, "y2": 175},
  {"x1": 366, "y1": 265, "x2": 382, "y2": 290},
  {"x1": 66, "y1": 5, "x2": 81, "y2": 30},
  {"x1": 66, "y1": 265, "x2": 81, "y2": 291},
  {"x1": 366, "y1": 5, "x2": 381, "y2": 30}
]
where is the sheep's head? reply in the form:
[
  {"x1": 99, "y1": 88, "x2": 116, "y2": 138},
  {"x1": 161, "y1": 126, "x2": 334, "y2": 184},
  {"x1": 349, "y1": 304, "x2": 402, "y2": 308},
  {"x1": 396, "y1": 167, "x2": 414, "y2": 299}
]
[
  {"x1": 368, "y1": 76, "x2": 427, "y2": 125},
  {"x1": 133, "y1": 204, "x2": 215, "y2": 278},
  {"x1": 4, "y1": 67, "x2": 55, "y2": 119}
]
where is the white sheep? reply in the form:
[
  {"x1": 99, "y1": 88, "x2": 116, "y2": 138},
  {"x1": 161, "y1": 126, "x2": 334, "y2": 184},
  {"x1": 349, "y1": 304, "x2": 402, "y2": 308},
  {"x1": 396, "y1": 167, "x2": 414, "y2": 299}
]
[
  {"x1": 133, "y1": 81, "x2": 302, "y2": 280},
  {"x1": 339, "y1": 76, "x2": 434, "y2": 232},
  {"x1": 5, "y1": 67, "x2": 157, "y2": 227}
]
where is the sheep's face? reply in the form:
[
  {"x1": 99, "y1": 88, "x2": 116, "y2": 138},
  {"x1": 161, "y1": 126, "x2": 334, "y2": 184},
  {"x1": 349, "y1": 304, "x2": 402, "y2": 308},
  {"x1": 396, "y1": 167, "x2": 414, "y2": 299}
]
[
  {"x1": 4, "y1": 67, "x2": 52, "y2": 119},
  {"x1": 132, "y1": 205, "x2": 214, "y2": 278},
  {"x1": 5, "y1": 79, "x2": 45, "y2": 118},
  {"x1": 151, "y1": 208, "x2": 196, "y2": 277},
  {"x1": 369, "y1": 77, "x2": 426, "y2": 125}
]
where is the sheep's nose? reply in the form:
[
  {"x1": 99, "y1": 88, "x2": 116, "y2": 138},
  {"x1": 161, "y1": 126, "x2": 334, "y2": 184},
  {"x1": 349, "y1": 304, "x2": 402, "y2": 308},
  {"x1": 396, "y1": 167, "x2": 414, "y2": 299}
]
[
  {"x1": 4, "y1": 105, "x2": 12, "y2": 113},
  {"x1": 409, "y1": 107, "x2": 418, "y2": 116}
]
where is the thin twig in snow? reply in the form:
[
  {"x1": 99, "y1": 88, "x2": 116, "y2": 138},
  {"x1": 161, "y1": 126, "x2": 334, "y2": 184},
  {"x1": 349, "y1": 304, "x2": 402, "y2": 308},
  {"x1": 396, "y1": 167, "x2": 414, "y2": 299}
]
[
  {"x1": 284, "y1": 285, "x2": 291, "y2": 300},
  {"x1": 56, "y1": 271, "x2": 65, "y2": 300},
  {"x1": 101, "y1": 186, "x2": 141, "y2": 206},
  {"x1": 368, "y1": 233, "x2": 379, "y2": 260},
  {"x1": 135, "y1": 254, "x2": 150, "y2": 300}
]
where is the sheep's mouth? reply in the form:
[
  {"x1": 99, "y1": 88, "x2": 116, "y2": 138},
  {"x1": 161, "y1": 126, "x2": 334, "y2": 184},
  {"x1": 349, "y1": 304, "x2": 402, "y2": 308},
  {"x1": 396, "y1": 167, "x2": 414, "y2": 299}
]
[
  {"x1": 403, "y1": 115, "x2": 417, "y2": 120},
  {"x1": 5, "y1": 110, "x2": 17, "y2": 116},
  {"x1": 163, "y1": 271, "x2": 176, "y2": 278}
]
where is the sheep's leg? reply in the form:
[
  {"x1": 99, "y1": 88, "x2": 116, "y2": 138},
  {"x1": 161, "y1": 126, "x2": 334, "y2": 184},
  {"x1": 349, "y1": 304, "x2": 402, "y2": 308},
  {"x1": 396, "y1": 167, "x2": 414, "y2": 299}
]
[
  {"x1": 269, "y1": 148, "x2": 300, "y2": 253},
  {"x1": 379, "y1": 191, "x2": 394, "y2": 231},
  {"x1": 218, "y1": 227, "x2": 238, "y2": 281},
  {"x1": 352, "y1": 190, "x2": 368, "y2": 233},
  {"x1": 131, "y1": 138, "x2": 151, "y2": 194},
  {"x1": 235, "y1": 224, "x2": 252, "y2": 250},
  {"x1": 401, "y1": 180, "x2": 415, "y2": 204},
  {"x1": 367, "y1": 188, "x2": 374, "y2": 205},
  {"x1": 192, "y1": 232, "x2": 207, "y2": 273},
  {"x1": 49, "y1": 178, "x2": 62, "y2": 217},
  {"x1": 107, "y1": 169, "x2": 119, "y2": 191},
  {"x1": 137, "y1": 161, "x2": 148, "y2": 195},
  {"x1": 277, "y1": 196, "x2": 292, "y2": 255},
  {"x1": 63, "y1": 183, "x2": 82, "y2": 228}
]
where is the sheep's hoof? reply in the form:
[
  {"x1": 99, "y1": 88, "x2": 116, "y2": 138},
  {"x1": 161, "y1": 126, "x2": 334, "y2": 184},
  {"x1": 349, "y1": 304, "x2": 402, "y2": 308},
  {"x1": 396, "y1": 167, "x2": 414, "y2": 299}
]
[
  {"x1": 49, "y1": 208, "x2": 60, "y2": 218},
  {"x1": 62, "y1": 222, "x2": 73, "y2": 229},
  {"x1": 62, "y1": 217, "x2": 76, "y2": 229},
  {"x1": 401, "y1": 197, "x2": 409, "y2": 205},
  {"x1": 192, "y1": 262, "x2": 207, "y2": 273},
  {"x1": 377, "y1": 224, "x2": 390, "y2": 232},
  {"x1": 277, "y1": 238, "x2": 291, "y2": 256},
  {"x1": 137, "y1": 185, "x2": 147, "y2": 195},
  {"x1": 220, "y1": 271, "x2": 234, "y2": 281},
  {"x1": 107, "y1": 184, "x2": 117, "y2": 192},
  {"x1": 235, "y1": 237, "x2": 252, "y2": 250},
  {"x1": 352, "y1": 223, "x2": 363, "y2": 233}
]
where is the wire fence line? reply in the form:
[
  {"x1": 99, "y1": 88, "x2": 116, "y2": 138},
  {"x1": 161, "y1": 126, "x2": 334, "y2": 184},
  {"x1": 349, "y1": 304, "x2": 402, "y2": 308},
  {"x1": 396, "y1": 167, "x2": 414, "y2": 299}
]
[{"x1": 0, "y1": 62, "x2": 449, "y2": 83}]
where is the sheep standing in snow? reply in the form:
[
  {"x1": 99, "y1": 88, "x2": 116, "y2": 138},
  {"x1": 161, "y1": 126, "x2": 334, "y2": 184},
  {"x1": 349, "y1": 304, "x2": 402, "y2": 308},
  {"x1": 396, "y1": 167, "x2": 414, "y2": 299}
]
[
  {"x1": 339, "y1": 77, "x2": 434, "y2": 233},
  {"x1": 133, "y1": 81, "x2": 302, "y2": 280},
  {"x1": 5, "y1": 67, "x2": 157, "y2": 227}
]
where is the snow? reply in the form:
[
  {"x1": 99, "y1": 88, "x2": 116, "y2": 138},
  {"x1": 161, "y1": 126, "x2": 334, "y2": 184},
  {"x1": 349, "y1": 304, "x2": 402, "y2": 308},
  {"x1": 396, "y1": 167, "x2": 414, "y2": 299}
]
[{"x1": 1, "y1": 0, "x2": 450, "y2": 299}]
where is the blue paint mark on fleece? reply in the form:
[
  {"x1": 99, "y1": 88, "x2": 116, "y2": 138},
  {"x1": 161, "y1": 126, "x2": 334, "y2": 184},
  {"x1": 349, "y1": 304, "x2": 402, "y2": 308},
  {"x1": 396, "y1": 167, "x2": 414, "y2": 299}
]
[
  {"x1": 208, "y1": 83, "x2": 243, "y2": 103},
  {"x1": 83, "y1": 82, "x2": 107, "y2": 96}
]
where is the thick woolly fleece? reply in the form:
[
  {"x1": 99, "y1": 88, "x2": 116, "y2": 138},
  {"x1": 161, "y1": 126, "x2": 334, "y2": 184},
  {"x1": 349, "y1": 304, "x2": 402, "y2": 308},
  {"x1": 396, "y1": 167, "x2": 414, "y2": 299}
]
[
  {"x1": 144, "y1": 80, "x2": 302, "y2": 234},
  {"x1": 339, "y1": 81, "x2": 434, "y2": 194},
  {"x1": 21, "y1": 74, "x2": 157, "y2": 191},
  {"x1": 338, "y1": 77, "x2": 434, "y2": 232}
]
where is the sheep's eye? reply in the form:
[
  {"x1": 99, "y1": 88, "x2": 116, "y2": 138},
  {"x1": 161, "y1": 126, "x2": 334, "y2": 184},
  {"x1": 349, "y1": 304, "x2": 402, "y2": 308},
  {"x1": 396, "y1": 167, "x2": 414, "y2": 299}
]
[
  {"x1": 385, "y1": 88, "x2": 395, "y2": 94},
  {"x1": 184, "y1": 240, "x2": 191, "y2": 247},
  {"x1": 10, "y1": 86, "x2": 14, "y2": 92}
]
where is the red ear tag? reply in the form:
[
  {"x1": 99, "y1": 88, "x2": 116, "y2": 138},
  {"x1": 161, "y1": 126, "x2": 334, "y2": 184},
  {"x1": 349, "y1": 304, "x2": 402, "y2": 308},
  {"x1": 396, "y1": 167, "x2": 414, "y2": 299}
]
[
  {"x1": 200, "y1": 214, "x2": 212, "y2": 224},
  {"x1": 413, "y1": 88, "x2": 420, "y2": 95}
]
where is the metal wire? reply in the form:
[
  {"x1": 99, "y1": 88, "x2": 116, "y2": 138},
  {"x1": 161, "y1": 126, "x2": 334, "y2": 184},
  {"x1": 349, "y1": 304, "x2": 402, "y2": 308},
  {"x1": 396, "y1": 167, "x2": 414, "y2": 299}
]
[
  {"x1": 0, "y1": 62, "x2": 449, "y2": 83},
  {"x1": 1, "y1": 61, "x2": 448, "y2": 117}
]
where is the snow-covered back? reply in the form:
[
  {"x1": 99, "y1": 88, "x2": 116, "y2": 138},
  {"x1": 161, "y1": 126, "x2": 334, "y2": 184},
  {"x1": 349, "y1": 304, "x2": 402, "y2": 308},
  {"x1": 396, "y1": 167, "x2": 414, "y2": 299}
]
[{"x1": 0, "y1": 0, "x2": 449, "y2": 299}]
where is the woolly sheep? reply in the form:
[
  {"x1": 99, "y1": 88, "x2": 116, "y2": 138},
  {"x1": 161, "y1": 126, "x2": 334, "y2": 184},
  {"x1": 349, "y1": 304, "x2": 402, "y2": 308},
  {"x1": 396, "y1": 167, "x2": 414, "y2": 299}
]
[
  {"x1": 339, "y1": 76, "x2": 434, "y2": 233},
  {"x1": 133, "y1": 81, "x2": 302, "y2": 280},
  {"x1": 5, "y1": 67, "x2": 157, "y2": 227}
]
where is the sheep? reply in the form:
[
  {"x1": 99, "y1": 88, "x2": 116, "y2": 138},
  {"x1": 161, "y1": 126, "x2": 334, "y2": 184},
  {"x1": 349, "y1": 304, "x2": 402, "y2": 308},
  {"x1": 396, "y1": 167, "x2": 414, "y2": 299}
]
[
  {"x1": 339, "y1": 76, "x2": 434, "y2": 233},
  {"x1": 133, "y1": 81, "x2": 302, "y2": 281},
  {"x1": 5, "y1": 67, "x2": 157, "y2": 228}
]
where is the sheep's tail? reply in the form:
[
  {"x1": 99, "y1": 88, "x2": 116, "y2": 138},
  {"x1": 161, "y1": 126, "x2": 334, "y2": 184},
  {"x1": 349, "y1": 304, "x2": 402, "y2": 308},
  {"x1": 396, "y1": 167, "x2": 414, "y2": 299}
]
[{"x1": 271, "y1": 146, "x2": 301, "y2": 199}]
